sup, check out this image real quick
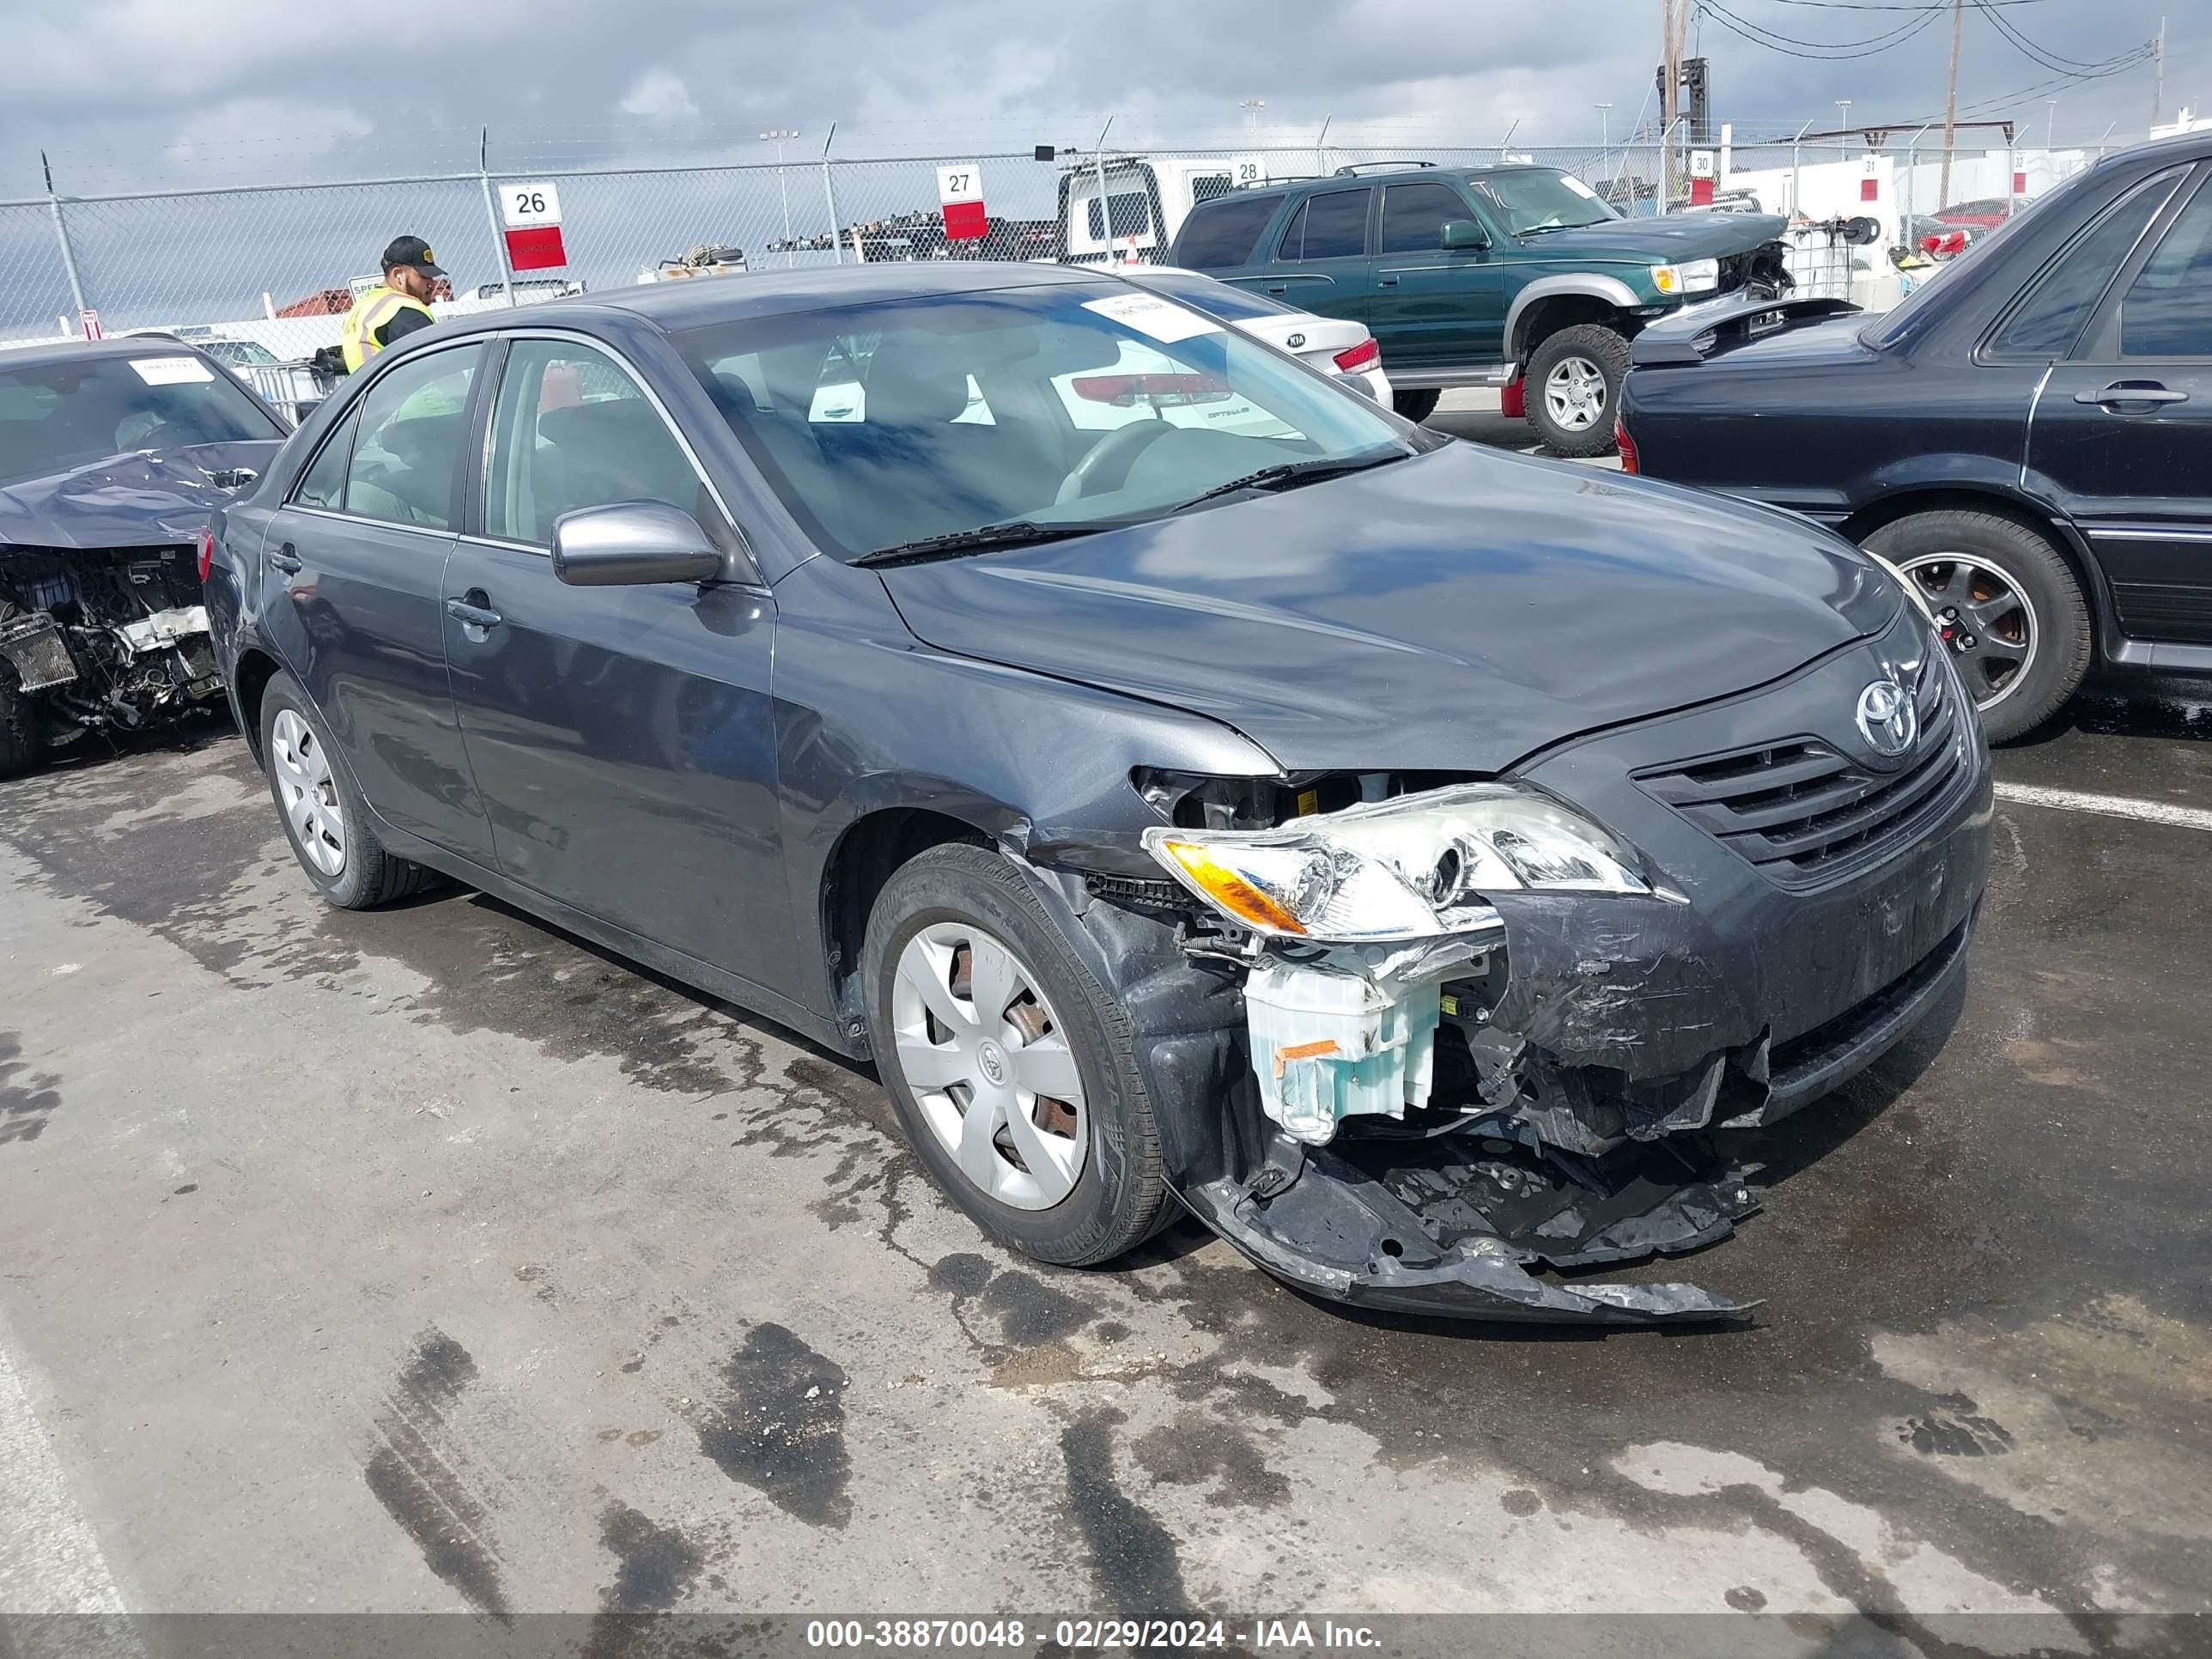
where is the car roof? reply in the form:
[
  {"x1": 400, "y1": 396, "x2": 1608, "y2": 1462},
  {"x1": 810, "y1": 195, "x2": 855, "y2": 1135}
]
[
  {"x1": 1217, "y1": 162, "x2": 1560, "y2": 202},
  {"x1": 433, "y1": 260, "x2": 1110, "y2": 341},
  {"x1": 0, "y1": 336, "x2": 223, "y2": 373}
]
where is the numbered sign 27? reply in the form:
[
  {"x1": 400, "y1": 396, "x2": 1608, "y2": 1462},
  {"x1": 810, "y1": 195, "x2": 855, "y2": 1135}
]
[
  {"x1": 501, "y1": 180, "x2": 568, "y2": 271},
  {"x1": 937, "y1": 164, "x2": 988, "y2": 242}
]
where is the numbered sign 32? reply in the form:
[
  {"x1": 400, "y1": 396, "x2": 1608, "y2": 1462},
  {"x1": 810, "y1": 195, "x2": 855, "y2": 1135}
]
[
  {"x1": 937, "y1": 164, "x2": 988, "y2": 242},
  {"x1": 501, "y1": 180, "x2": 568, "y2": 271}
]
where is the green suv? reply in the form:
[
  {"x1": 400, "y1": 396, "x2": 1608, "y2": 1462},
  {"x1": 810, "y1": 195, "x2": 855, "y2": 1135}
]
[{"x1": 1167, "y1": 163, "x2": 1790, "y2": 456}]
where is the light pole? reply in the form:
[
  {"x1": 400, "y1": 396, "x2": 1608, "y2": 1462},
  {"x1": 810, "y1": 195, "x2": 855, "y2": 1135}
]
[
  {"x1": 761, "y1": 129, "x2": 799, "y2": 265},
  {"x1": 1240, "y1": 98, "x2": 1265, "y2": 131},
  {"x1": 1595, "y1": 100, "x2": 1612, "y2": 170},
  {"x1": 2045, "y1": 97, "x2": 2058, "y2": 159}
]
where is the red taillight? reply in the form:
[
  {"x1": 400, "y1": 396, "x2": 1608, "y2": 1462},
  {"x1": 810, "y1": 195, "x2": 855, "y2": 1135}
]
[
  {"x1": 196, "y1": 526, "x2": 216, "y2": 581},
  {"x1": 1614, "y1": 417, "x2": 1640, "y2": 474},
  {"x1": 1332, "y1": 337, "x2": 1379, "y2": 373}
]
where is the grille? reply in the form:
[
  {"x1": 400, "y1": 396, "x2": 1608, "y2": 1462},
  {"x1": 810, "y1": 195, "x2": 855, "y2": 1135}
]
[{"x1": 1636, "y1": 661, "x2": 1968, "y2": 886}]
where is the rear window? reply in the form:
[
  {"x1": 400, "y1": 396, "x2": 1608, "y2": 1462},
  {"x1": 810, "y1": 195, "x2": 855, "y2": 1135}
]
[
  {"x1": 1085, "y1": 191, "x2": 1151, "y2": 241},
  {"x1": 1279, "y1": 189, "x2": 1371, "y2": 261},
  {"x1": 0, "y1": 353, "x2": 283, "y2": 489},
  {"x1": 1174, "y1": 194, "x2": 1282, "y2": 270},
  {"x1": 1987, "y1": 167, "x2": 2183, "y2": 357}
]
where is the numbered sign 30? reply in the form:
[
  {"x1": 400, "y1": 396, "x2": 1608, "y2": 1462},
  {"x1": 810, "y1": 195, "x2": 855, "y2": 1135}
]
[
  {"x1": 501, "y1": 181, "x2": 568, "y2": 271},
  {"x1": 937, "y1": 164, "x2": 988, "y2": 242}
]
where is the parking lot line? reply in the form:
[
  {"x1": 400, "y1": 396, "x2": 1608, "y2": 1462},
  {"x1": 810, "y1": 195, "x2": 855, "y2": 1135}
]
[
  {"x1": 1992, "y1": 780, "x2": 2212, "y2": 833},
  {"x1": 0, "y1": 1312, "x2": 135, "y2": 1627}
]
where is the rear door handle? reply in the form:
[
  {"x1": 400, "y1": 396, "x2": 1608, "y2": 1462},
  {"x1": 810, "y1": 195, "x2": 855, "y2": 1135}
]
[
  {"x1": 1265, "y1": 283, "x2": 1289, "y2": 295},
  {"x1": 445, "y1": 596, "x2": 503, "y2": 630},
  {"x1": 267, "y1": 544, "x2": 301, "y2": 574},
  {"x1": 2075, "y1": 382, "x2": 2189, "y2": 407},
  {"x1": 1378, "y1": 275, "x2": 1401, "y2": 287}
]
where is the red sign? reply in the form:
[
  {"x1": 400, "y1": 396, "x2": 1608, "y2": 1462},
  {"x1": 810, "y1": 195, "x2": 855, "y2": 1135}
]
[
  {"x1": 1689, "y1": 177, "x2": 1715, "y2": 206},
  {"x1": 2013, "y1": 171, "x2": 2027, "y2": 194},
  {"x1": 943, "y1": 198, "x2": 988, "y2": 241},
  {"x1": 78, "y1": 307, "x2": 102, "y2": 339},
  {"x1": 1861, "y1": 176, "x2": 1879, "y2": 202},
  {"x1": 504, "y1": 224, "x2": 568, "y2": 271}
]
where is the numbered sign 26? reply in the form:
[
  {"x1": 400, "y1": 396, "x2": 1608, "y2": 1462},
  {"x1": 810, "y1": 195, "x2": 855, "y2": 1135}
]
[
  {"x1": 937, "y1": 164, "x2": 988, "y2": 242},
  {"x1": 501, "y1": 180, "x2": 568, "y2": 271}
]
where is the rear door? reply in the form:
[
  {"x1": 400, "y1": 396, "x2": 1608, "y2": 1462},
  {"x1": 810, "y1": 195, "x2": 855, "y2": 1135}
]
[
  {"x1": 441, "y1": 333, "x2": 793, "y2": 990},
  {"x1": 1370, "y1": 179, "x2": 1503, "y2": 365},
  {"x1": 259, "y1": 341, "x2": 495, "y2": 860},
  {"x1": 2031, "y1": 165, "x2": 2212, "y2": 645},
  {"x1": 1240, "y1": 186, "x2": 1375, "y2": 322}
]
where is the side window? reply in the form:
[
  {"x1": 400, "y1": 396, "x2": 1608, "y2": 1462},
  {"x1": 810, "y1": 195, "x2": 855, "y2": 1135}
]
[
  {"x1": 2118, "y1": 179, "x2": 2212, "y2": 357},
  {"x1": 1289, "y1": 189, "x2": 1370, "y2": 261},
  {"x1": 1990, "y1": 170, "x2": 2181, "y2": 358},
  {"x1": 1276, "y1": 200, "x2": 1310, "y2": 261},
  {"x1": 293, "y1": 410, "x2": 357, "y2": 509},
  {"x1": 1381, "y1": 181, "x2": 1474, "y2": 254},
  {"x1": 484, "y1": 339, "x2": 714, "y2": 547},
  {"x1": 1176, "y1": 195, "x2": 1281, "y2": 270},
  {"x1": 342, "y1": 347, "x2": 480, "y2": 530},
  {"x1": 1085, "y1": 192, "x2": 1151, "y2": 241}
]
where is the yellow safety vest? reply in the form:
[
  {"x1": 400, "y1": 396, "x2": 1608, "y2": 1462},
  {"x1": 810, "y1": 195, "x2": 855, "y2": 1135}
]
[{"x1": 340, "y1": 285, "x2": 436, "y2": 373}]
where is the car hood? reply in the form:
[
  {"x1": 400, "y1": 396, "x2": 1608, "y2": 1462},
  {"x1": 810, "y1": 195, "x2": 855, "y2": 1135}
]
[
  {"x1": 878, "y1": 442, "x2": 1899, "y2": 774},
  {"x1": 0, "y1": 440, "x2": 284, "y2": 550},
  {"x1": 1522, "y1": 211, "x2": 1789, "y2": 261}
]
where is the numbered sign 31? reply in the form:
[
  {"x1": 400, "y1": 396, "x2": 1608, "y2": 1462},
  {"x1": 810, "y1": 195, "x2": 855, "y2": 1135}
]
[
  {"x1": 937, "y1": 164, "x2": 988, "y2": 242},
  {"x1": 501, "y1": 180, "x2": 568, "y2": 271}
]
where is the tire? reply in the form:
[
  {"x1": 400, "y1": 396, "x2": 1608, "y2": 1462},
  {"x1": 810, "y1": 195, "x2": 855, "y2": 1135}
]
[
  {"x1": 862, "y1": 843, "x2": 1167, "y2": 1267},
  {"x1": 0, "y1": 604, "x2": 42, "y2": 781},
  {"x1": 258, "y1": 669, "x2": 436, "y2": 908},
  {"x1": 1525, "y1": 323, "x2": 1630, "y2": 458},
  {"x1": 1863, "y1": 510, "x2": 2090, "y2": 744},
  {"x1": 1391, "y1": 387, "x2": 1441, "y2": 423}
]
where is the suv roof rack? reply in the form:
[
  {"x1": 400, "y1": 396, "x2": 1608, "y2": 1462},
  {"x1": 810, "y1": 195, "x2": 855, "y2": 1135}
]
[
  {"x1": 1233, "y1": 174, "x2": 1323, "y2": 189},
  {"x1": 1330, "y1": 160, "x2": 1438, "y2": 176}
]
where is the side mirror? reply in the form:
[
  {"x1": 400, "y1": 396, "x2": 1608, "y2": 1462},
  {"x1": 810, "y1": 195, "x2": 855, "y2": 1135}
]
[
  {"x1": 1440, "y1": 219, "x2": 1489, "y2": 251},
  {"x1": 551, "y1": 501, "x2": 726, "y2": 586}
]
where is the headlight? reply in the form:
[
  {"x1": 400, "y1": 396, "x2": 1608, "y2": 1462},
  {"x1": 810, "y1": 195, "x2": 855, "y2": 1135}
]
[
  {"x1": 1651, "y1": 258, "x2": 1720, "y2": 295},
  {"x1": 1142, "y1": 783, "x2": 1650, "y2": 943}
]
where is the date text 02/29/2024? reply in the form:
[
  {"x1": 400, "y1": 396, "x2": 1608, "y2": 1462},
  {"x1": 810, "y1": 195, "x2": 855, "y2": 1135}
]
[{"x1": 803, "y1": 1620, "x2": 1382, "y2": 1650}]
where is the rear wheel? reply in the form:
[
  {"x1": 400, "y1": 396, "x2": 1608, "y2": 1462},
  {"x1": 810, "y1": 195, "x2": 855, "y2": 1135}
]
[
  {"x1": 1391, "y1": 387, "x2": 1441, "y2": 423},
  {"x1": 1525, "y1": 324, "x2": 1630, "y2": 458},
  {"x1": 258, "y1": 669, "x2": 437, "y2": 908},
  {"x1": 1863, "y1": 510, "x2": 2091, "y2": 744},
  {"x1": 862, "y1": 844, "x2": 1166, "y2": 1267}
]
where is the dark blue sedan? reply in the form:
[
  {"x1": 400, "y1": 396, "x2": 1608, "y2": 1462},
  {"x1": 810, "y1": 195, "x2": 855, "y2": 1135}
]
[{"x1": 204, "y1": 262, "x2": 1990, "y2": 1324}]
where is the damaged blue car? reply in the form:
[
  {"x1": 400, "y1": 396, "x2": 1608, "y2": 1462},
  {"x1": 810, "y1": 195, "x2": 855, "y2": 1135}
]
[{"x1": 202, "y1": 264, "x2": 1992, "y2": 1323}]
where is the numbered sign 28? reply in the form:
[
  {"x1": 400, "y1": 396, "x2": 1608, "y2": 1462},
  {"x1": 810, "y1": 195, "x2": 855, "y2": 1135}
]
[
  {"x1": 501, "y1": 180, "x2": 568, "y2": 271},
  {"x1": 937, "y1": 164, "x2": 988, "y2": 242}
]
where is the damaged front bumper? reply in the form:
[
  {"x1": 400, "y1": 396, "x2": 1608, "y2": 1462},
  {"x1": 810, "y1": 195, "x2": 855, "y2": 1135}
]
[{"x1": 1034, "y1": 630, "x2": 1994, "y2": 1325}]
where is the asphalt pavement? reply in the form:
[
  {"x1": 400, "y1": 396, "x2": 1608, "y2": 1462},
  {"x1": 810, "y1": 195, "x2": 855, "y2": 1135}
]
[{"x1": 1, "y1": 448, "x2": 2207, "y2": 1651}]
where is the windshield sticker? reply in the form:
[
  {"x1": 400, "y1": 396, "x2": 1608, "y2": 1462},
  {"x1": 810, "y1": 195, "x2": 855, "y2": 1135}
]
[
  {"x1": 1082, "y1": 292, "x2": 1224, "y2": 343},
  {"x1": 1560, "y1": 175, "x2": 1601, "y2": 200},
  {"x1": 129, "y1": 356, "x2": 217, "y2": 386}
]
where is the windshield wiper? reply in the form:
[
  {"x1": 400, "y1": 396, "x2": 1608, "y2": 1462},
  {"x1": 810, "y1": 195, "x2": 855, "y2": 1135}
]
[
  {"x1": 849, "y1": 520, "x2": 1109, "y2": 568},
  {"x1": 1169, "y1": 449, "x2": 1407, "y2": 515}
]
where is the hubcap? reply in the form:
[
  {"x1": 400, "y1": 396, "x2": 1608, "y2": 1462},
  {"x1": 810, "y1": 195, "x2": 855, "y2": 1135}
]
[
  {"x1": 1894, "y1": 552, "x2": 2039, "y2": 709},
  {"x1": 270, "y1": 708, "x2": 345, "y2": 877},
  {"x1": 1543, "y1": 354, "x2": 1607, "y2": 431},
  {"x1": 890, "y1": 922, "x2": 1088, "y2": 1211}
]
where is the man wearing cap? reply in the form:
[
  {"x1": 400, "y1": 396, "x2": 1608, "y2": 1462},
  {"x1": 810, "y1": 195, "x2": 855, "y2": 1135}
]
[{"x1": 338, "y1": 236, "x2": 447, "y2": 373}]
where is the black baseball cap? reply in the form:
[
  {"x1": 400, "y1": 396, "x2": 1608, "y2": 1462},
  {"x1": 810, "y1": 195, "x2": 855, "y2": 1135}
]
[{"x1": 380, "y1": 235, "x2": 446, "y2": 279}]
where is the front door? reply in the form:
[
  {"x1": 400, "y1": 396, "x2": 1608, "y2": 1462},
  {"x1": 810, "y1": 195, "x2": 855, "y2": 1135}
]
[
  {"x1": 2033, "y1": 168, "x2": 2212, "y2": 645},
  {"x1": 441, "y1": 336, "x2": 793, "y2": 992},
  {"x1": 260, "y1": 342, "x2": 495, "y2": 860},
  {"x1": 1370, "y1": 179, "x2": 1503, "y2": 366},
  {"x1": 1243, "y1": 185, "x2": 1375, "y2": 322}
]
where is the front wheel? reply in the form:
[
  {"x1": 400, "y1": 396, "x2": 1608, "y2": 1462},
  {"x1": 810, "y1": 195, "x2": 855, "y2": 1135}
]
[
  {"x1": 1525, "y1": 324, "x2": 1630, "y2": 458},
  {"x1": 862, "y1": 843, "x2": 1166, "y2": 1267},
  {"x1": 1863, "y1": 511, "x2": 2090, "y2": 744}
]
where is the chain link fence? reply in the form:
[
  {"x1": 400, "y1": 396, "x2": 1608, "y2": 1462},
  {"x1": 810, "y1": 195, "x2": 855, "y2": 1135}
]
[{"x1": 0, "y1": 125, "x2": 2149, "y2": 358}]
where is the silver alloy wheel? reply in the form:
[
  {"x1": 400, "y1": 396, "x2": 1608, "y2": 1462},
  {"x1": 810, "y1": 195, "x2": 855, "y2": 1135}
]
[
  {"x1": 1542, "y1": 354, "x2": 1607, "y2": 432},
  {"x1": 890, "y1": 921, "x2": 1088, "y2": 1211},
  {"x1": 1894, "y1": 551, "x2": 2039, "y2": 709},
  {"x1": 270, "y1": 708, "x2": 346, "y2": 877}
]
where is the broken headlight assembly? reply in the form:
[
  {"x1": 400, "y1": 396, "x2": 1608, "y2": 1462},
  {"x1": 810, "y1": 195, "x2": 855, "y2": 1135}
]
[{"x1": 1141, "y1": 782, "x2": 1651, "y2": 943}]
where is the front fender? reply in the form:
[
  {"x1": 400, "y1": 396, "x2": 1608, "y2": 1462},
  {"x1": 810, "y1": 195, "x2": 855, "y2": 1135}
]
[{"x1": 1502, "y1": 273, "x2": 1642, "y2": 360}]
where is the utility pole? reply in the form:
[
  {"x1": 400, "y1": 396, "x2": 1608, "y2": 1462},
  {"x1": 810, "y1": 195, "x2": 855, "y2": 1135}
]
[
  {"x1": 1939, "y1": 0, "x2": 1964, "y2": 210},
  {"x1": 2153, "y1": 15, "x2": 2166, "y2": 129}
]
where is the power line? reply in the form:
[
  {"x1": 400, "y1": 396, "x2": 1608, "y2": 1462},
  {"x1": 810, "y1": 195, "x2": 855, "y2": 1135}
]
[
  {"x1": 1970, "y1": 0, "x2": 2150, "y2": 74},
  {"x1": 1698, "y1": 0, "x2": 1946, "y2": 58},
  {"x1": 1758, "y1": 0, "x2": 2047, "y2": 9}
]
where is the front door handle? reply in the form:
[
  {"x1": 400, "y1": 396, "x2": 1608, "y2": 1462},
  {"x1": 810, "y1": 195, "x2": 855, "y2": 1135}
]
[
  {"x1": 268, "y1": 544, "x2": 301, "y2": 574},
  {"x1": 2074, "y1": 382, "x2": 2189, "y2": 407},
  {"x1": 445, "y1": 595, "x2": 503, "y2": 630},
  {"x1": 1378, "y1": 275, "x2": 1401, "y2": 287},
  {"x1": 1265, "y1": 283, "x2": 1289, "y2": 295}
]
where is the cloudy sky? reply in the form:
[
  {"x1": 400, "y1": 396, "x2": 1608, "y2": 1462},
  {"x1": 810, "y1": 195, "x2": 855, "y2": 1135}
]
[{"x1": 5, "y1": 0, "x2": 2200, "y2": 197}]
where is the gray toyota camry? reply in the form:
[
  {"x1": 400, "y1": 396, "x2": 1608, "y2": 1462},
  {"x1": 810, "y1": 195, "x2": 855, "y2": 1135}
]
[{"x1": 205, "y1": 263, "x2": 1991, "y2": 1324}]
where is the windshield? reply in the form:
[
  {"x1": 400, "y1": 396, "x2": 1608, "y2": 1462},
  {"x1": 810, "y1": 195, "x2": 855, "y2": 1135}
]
[
  {"x1": 1126, "y1": 270, "x2": 1298, "y2": 322},
  {"x1": 0, "y1": 354, "x2": 283, "y2": 488},
  {"x1": 1861, "y1": 165, "x2": 2100, "y2": 349},
  {"x1": 1478, "y1": 169, "x2": 1619, "y2": 235},
  {"x1": 677, "y1": 279, "x2": 1413, "y2": 561}
]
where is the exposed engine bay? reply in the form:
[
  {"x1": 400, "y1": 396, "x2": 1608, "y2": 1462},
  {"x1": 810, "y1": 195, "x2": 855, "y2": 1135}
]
[{"x1": 0, "y1": 543, "x2": 224, "y2": 750}]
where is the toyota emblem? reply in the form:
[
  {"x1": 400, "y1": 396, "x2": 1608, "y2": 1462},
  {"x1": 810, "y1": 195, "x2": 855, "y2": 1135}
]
[{"x1": 1855, "y1": 678, "x2": 1917, "y2": 757}]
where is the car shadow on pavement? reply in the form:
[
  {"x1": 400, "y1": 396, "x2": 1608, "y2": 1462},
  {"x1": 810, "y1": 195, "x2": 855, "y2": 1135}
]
[{"x1": 2008, "y1": 688, "x2": 2212, "y2": 747}]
